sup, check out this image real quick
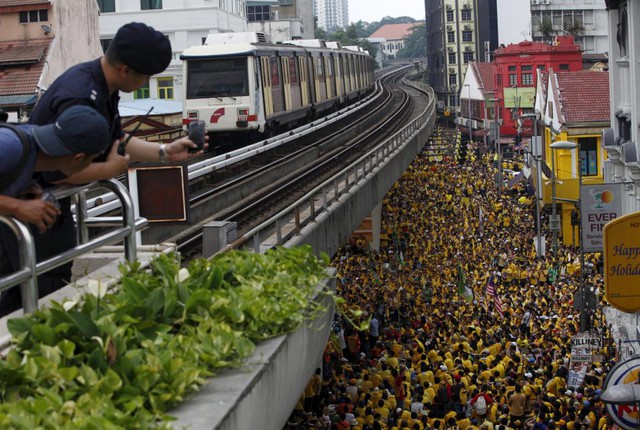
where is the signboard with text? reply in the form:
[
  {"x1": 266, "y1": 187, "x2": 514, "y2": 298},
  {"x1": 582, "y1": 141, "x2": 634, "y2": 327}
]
[
  {"x1": 604, "y1": 211, "x2": 640, "y2": 312},
  {"x1": 603, "y1": 355, "x2": 640, "y2": 430},
  {"x1": 581, "y1": 183, "x2": 623, "y2": 252}
]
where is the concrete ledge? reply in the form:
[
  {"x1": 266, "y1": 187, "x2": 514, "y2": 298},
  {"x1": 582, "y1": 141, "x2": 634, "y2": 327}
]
[{"x1": 170, "y1": 273, "x2": 336, "y2": 430}]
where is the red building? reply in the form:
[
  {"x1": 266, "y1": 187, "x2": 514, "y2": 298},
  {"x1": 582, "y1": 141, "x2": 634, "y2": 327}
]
[{"x1": 461, "y1": 36, "x2": 582, "y2": 144}]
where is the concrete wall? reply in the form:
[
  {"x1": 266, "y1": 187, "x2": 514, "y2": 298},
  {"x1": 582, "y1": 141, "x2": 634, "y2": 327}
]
[{"x1": 42, "y1": 1, "x2": 103, "y2": 86}]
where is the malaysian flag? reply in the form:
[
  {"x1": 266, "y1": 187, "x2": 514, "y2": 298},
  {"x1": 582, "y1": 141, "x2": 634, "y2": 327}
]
[{"x1": 486, "y1": 275, "x2": 504, "y2": 317}]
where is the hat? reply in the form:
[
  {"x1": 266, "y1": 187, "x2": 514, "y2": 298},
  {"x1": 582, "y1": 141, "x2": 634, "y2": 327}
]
[
  {"x1": 31, "y1": 106, "x2": 110, "y2": 157},
  {"x1": 113, "y1": 22, "x2": 172, "y2": 75}
]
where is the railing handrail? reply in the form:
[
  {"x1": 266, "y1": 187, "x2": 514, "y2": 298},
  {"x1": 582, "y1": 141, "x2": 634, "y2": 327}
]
[{"x1": 0, "y1": 178, "x2": 147, "y2": 314}]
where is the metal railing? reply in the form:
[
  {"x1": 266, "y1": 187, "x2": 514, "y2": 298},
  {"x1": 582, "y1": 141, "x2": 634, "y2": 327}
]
[
  {"x1": 0, "y1": 179, "x2": 147, "y2": 314},
  {"x1": 222, "y1": 81, "x2": 436, "y2": 253}
]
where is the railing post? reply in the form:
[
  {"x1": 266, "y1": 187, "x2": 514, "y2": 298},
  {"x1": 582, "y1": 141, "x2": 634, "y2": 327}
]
[
  {"x1": 0, "y1": 216, "x2": 38, "y2": 313},
  {"x1": 100, "y1": 179, "x2": 137, "y2": 262},
  {"x1": 75, "y1": 191, "x2": 89, "y2": 245}
]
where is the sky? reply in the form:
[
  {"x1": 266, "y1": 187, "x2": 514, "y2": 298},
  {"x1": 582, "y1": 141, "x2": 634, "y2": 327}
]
[{"x1": 348, "y1": 0, "x2": 426, "y2": 24}]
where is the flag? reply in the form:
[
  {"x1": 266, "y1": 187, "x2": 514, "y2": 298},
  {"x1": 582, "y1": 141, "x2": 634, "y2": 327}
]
[
  {"x1": 486, "y1": 275, "x2": 504, "y2": 317},
  {"x1": 457, "y1": 263, "x2": 473, "y2": 302}
]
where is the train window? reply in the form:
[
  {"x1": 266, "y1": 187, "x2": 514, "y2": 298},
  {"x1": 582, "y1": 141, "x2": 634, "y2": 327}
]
[
  {"x1": 316, "y1": 58, "x2": 324, "y2": 79},
  {"x1": 289, "y1": 59, "x2": 298, "y2": 84},
  {"x1": 270, "y1": 57, "x2": 280, "y2": 86},
  {"x1": 186, "y1": 57, "x2": 249, "y2": 99}
]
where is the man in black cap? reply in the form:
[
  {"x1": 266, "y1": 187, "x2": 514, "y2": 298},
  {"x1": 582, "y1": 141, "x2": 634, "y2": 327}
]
[
  {"x1": 10, "y1": 22, "x2": 206, "y2": 296},
  {"x1": 0, "y1": 105, "x2": 111, "y2": 315}
]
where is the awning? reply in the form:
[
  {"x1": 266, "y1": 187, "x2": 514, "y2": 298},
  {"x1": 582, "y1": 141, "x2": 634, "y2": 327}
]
[{"x1": 0, "y1": 94, "x2": 37, "y2": 108}]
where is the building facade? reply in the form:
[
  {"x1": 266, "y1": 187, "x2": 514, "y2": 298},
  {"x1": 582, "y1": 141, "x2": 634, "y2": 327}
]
[
  {"x1": 368, "y1": 23, "x2": 424, "y2": 60},
  {"x1": 530, "y1": 0, "x2": 608, "y2": 54},
  {"x1": 314, "y1": 0, "x2": 348, "y2": 32},
  {"x1": 603, "y1": 0, "x2": 640, "y2": 214},
  {"x1": 97, "y1": 0, "x2": 247, "y2": 103},
  {"x1": 247, "y1": 0, "x2": 314, "y2": 42},
  {"x1": 0, "y1": 0, "x2": 103, "y2": 119},
  {"x1": 424, "y1": 0, "x2": 497, "y2": 114}
]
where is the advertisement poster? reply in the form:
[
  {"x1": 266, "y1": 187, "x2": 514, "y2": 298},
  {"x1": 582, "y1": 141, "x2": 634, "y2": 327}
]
[
  {"x1": 581, "y1": 183, "x2": 623, "y2": 252},
  {"x1": 604, "y1": 212, "x2": 640, "y2": 312}
]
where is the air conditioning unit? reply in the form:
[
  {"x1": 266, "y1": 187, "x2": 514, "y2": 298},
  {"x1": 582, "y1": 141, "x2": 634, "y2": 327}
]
[{"x1": 531, "y1": 0, "x2": 540, "y2": 4}]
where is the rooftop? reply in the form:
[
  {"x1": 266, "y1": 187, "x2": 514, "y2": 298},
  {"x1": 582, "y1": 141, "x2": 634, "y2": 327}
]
[
  {"x1": 368, "y1": 22, "x2": 423, "y2": 40},
  {"x1": 0, "y1": 38, "x2": 50, "y2": 100},
  {"x1": 555, "y1": 70, "x2": 610, "y2": 124}
]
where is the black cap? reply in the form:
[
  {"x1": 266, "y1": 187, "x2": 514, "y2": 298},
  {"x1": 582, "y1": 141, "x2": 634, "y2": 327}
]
[
  {"x1": 31, "y1": 106, "x2": 110, "y2": 156},
  {"x1": 113, "y1": 22, "x2": 172, "y2": 75}
]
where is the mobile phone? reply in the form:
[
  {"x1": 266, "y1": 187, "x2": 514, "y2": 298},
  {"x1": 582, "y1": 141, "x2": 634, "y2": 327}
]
[{"x1": 188, "y1": 120, "x2": 206, "y2": 153}]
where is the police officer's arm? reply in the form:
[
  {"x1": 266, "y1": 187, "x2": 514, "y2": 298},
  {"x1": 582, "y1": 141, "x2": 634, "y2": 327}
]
[
  {"x1": 57, "y1": 143, "x2": 129, "y2": 185},
  {"x1": 0, "y1": 194, "x2": 60, "y2": 233},
  {"x1": 124, "y1": 136, "x2": 206, "y2": 163}
]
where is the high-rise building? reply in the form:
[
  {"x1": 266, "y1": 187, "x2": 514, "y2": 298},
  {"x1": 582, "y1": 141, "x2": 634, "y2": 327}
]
[
  {"x1": 529, "y1": 0, "x2": 608, "y2": 54},
  {"x1": 424, "y1": 0, "x2": 498, "y2": 114},
  {"x1": 314, "y1": 0, "x2": 349, "y2": 32}
]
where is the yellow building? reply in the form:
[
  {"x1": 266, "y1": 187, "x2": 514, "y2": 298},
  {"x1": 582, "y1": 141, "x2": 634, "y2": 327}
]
[{"x1": 537, "y1": 68, "x2": 610, "y2": 246}]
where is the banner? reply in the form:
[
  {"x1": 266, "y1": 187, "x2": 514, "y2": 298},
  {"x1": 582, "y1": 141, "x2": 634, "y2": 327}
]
[
  {"x1": 567, "y1": 333, "x2": 601, "y2": 389},
  {"x1": 581, "y1": 183, "x2": 623, "y2": 252},
  {"x1": 604, "y1": 211, "x2": 640, "y2": 312}
]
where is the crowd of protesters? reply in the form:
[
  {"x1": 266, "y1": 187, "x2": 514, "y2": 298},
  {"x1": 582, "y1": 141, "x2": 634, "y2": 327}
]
[{"x1": 286, "y1": 125, "x2": 616, "y2": 430}]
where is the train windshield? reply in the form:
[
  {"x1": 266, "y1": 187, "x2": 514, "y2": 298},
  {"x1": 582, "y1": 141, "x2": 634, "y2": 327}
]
[{"x1": 186, "y1": 57, "x2": 249, "y2": 99}]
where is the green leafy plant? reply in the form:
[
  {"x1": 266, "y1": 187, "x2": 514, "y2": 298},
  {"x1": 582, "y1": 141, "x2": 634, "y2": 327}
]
[{"x1": 0, "y1": 246, "x2": 336, "y2": 428}]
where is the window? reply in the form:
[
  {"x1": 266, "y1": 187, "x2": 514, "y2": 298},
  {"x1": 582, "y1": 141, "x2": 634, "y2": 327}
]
[
  {"x1": 100, "y1": 38, "x2": 113, "y2": 53},
  {"x1": 559, "y1": 63, "x2": 569, "y2": 70},
  {"x1": 186, "y1": 58, "x2": 249, "y2": 99},
  {"x1": 247, "y1": 5, "x2": 271, "y2": 21},
  {"x1": 462, "y1": 31, "x2": 472, "y2": 42},
  {"x1": 449, "y1": 94, "x2": 458, "y2": 107},
  {"x1": 508, "y1": 66, "x2": 516, "y2": 72},
  {"x1": 157, "y1": 77, "x2": 173, "y2": 99},
  {"x1": 537, "y1": 65, "x2": 545, "y2": 71},
  {"x1": 579, "y1": 137, "x2": 598, "y2": 176},
  {"x1": 446, "y1": 10, "x2": 454, "y2": 22},
  {"x1": 134, "y1": 83, "x2": 150, "y2": 100},
  {"x1": 141, "y1": 0, "x2": 162, "y2": 10},
  {"x1": 447, "y1": 31, "x2": 455, "y2": 43},
  {"x1": 463, "y1": 52, "x2": 474, "y2": 63},
  {"x1": 509, "y1": 74, "x2": 517, "y2": 86},
  {"x1": 449, "y1": 74, "x2": 457, "y2": 86},
  {"x1": 522, "y1": 73, "x2": 533, "y2": 86},
  {"x1": 19, "y1": 9, "x2": 48, "y2": 23},
  {"x1": 521, "y1": 65, "x2": 532, "y2": 72},
  {"x1": 552, "y1": 10, "x2": 562, "y2": 27},
  {"x1": 270, "y1": 57, "x2": 280, "y2": 86},
  {"x1": 97, "y1": 0, "x2": 115, "y2": 13},
  {"x1": 448, "y1": 53, "x2": 456, "y2": 64},
  {"x1": 496, "y1": 74, "x2": 502, "y2": 86},
  {"x1": 461, "y1": 9, "x2": 472, "y2": 21},
  {"x1": 583, "y1": 10, "x2": 594, "y2": 26}
]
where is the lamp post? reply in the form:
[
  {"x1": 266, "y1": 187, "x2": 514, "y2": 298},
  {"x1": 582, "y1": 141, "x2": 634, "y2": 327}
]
[
  {"x1": 464, "y1": 84, "x2": 472, "y2": 145},
  {"x1": 521, "y1": 112, "x2": 543, "y2": 258},
  {"x1": 489, "y1": 98, "x2": 502, "y2": 197},
  {"x1": 550, "y1": 141, "x2": 588, "y2": 331}
]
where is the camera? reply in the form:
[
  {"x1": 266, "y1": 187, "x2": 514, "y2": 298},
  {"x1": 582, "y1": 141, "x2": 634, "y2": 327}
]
[{"x1": 187, "y1": 120, "x2": 206, "y2": 153}]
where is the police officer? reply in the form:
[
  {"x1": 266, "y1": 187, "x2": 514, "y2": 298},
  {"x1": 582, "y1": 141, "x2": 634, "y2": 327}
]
[
  {"x1": 20, "y1": 22, "x2": 205, "y2": 297},
  {"x1": 0, "y1": 106, "x2": 111, "y2": 315}
]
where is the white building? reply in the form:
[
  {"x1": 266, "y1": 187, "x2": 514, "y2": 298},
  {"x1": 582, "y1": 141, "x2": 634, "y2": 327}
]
[
  {"x1": 496, "y1": 0, "x2": 531, "y2": 45},
  {"x1": 603, "y1": 0, "x2": 640, "y2": 213},
  {"x1": 314, "y1": 0, "x2": 349, "y2": 32},
  {"x1": 529, "y1": 0, "x2": 608, "y2": 54},
  {"x1": 246, "y1": 0, "x2": 315, "y2": 43},
  {"x1": 97, "y1": 0, "x2": 247, "y2": 103}
]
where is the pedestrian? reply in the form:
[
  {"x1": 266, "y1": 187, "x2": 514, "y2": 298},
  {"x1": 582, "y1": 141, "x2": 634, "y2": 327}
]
[
  {"x1": 15, "y1": 22, "x2": 208, "y2": 296},
  {"x1": 508, "y1": 384, "x2": 527, "y2": 428},
  {"x1": 0, "y1": 106, "x2": 111, "y2": 315}
]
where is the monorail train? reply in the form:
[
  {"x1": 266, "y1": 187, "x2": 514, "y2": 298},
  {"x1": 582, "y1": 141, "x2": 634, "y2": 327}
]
[{"x1": 180, "y1": 32, "x2": 375, "y2": 140}]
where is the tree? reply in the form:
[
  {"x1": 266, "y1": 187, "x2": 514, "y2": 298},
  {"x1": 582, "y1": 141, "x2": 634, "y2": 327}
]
[
  {"x1": 538, "y1": 18, "x2": 553, "y2": 38},
  {"x1": 396, "y1": 23, "x2": 426, "y2": 59}
]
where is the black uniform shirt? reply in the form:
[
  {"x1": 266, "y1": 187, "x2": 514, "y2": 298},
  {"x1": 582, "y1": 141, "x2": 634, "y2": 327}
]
[{"x1": 29, "y1": 58, "x2": 124, "y2": 182}]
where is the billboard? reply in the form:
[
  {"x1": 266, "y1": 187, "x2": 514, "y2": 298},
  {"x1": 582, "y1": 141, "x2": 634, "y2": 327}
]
[
  {"x1": 604, "y1": 211, "x2": 640, "y2": 312},
  {"x1": 581, "y1": 183, "x2": 623, "y2": 252}
]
